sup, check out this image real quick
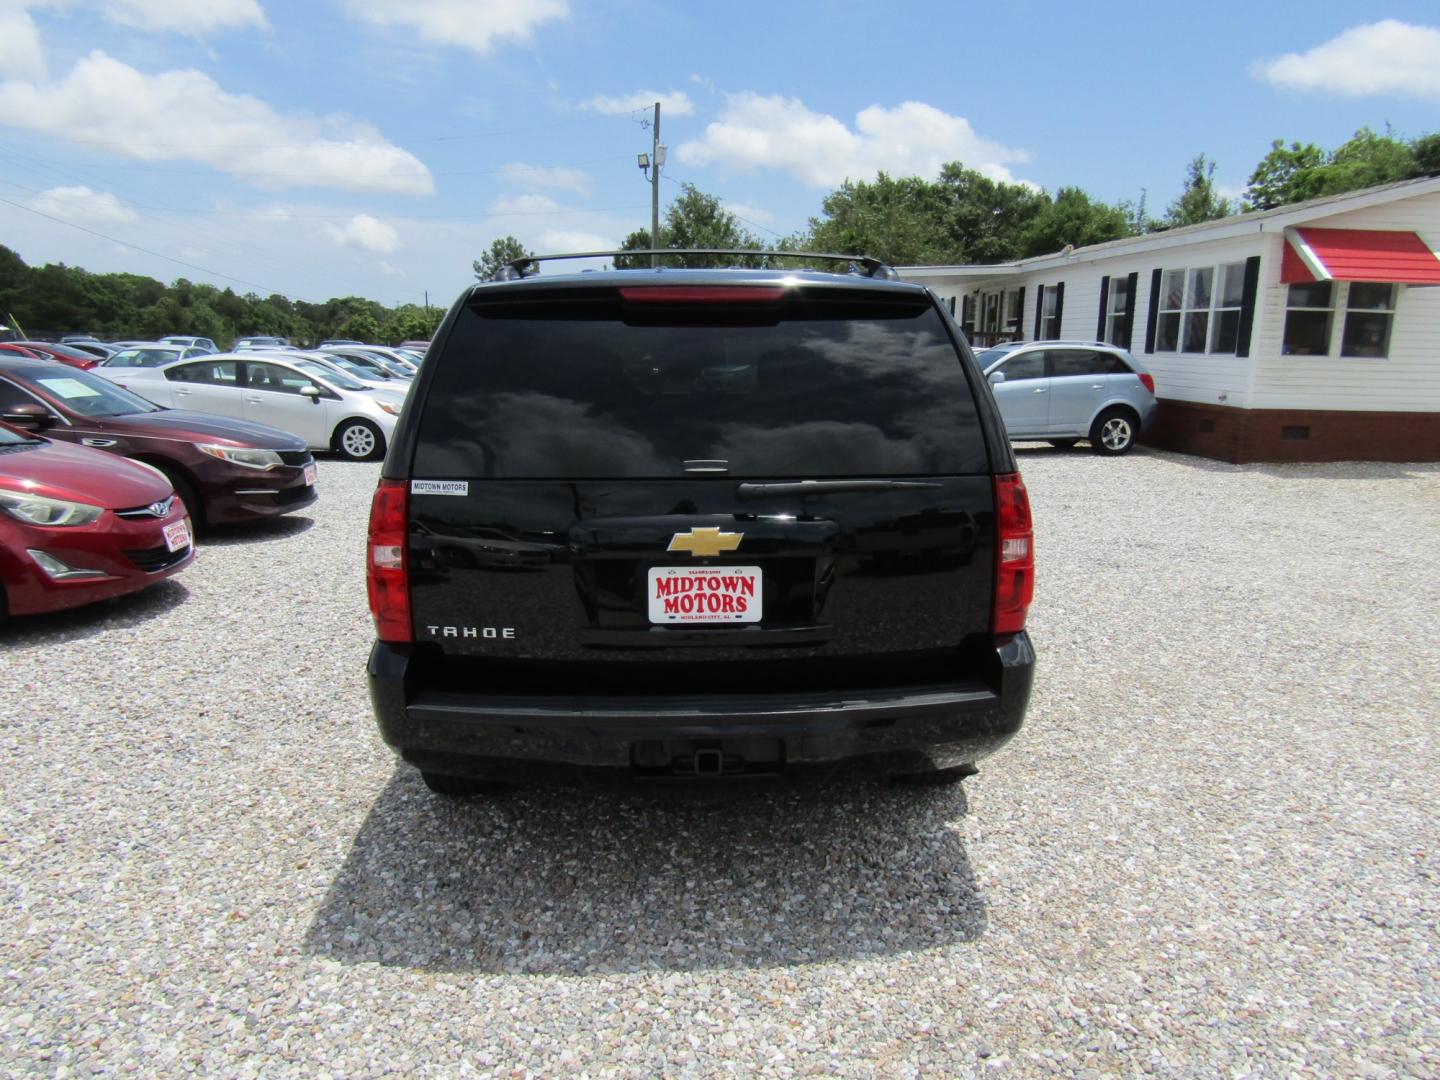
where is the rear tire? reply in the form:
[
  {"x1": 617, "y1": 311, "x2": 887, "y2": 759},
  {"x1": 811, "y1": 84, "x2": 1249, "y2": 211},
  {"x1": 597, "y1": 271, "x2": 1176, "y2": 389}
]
[
  {"x1": 420, "y1": 771, "x2": 509, "y2": 798},
  {"x1": 334, "y1": 419, "x2": 384, "y2": 461},
  {"x1": 1089, "y1": 407, "x2": 1138, "y2": 456}
]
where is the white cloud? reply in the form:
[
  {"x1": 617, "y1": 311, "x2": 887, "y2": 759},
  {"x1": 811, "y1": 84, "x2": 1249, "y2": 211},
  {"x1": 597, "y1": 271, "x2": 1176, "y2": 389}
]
[
  {"x1": 99, "y1": 0, "x2": 266, "y2": 35},
  {"x1": 1254, "y1": 20, "x2": 1440, "y2": 103},
  {"x1": 677, "y1": 94, "x2": 1030, "y2": 188},
  {"x1": 0, "y1": 51, "x2": 434, "y2": 195},
  {"x1": 5, "y1": 0, "x2": 264, "y2": 38},
  {"x1": 324, "y1": 214, "x2": 401, "y2": 254},
  {"x1": 27, "y1": 185, "x2": 138, "y2": 225},
  {"x1": 581, "y1": 89, "x2": 695, "y2": 117},
  {"x1": 0, "y1": 9, "x2": 46, "y2": 82},
  {"x1": 722, "y1": 200, "x2": 776, "y2": 227},
  {"x1": 344, "y1": 0, "x2": 568, "y2": 55},
  {"x1": 538, "y1": 228, "x2": 616, "y2": 253},
  {"x1": 490, "y1": 193, "x2": 563, "y2": 216},
  {"x1": 500, "y1": 162, "x2": 590, "y2": 195}
]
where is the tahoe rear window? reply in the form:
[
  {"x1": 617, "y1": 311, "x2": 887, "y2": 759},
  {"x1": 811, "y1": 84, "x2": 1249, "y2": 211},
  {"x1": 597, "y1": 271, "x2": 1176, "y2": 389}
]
[{"x1": 413, "y1": 291, "x2": 987, "y2": 478}]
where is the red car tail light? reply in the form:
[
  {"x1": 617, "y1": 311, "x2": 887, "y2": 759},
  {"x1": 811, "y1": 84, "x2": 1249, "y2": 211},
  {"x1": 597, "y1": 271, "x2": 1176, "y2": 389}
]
[
  {"x1": 1138, "y1": 372, "x2": 1155, "y2": 394},
  {"x1": 367, "y1": 478, "x2": 411, "y2": 643},
  {"x1": 992, "y1": 472, "x2": 1034, "y2": 635},
  {"x1": 619, "y1": 286, "x2": 786, "y2": 304}
]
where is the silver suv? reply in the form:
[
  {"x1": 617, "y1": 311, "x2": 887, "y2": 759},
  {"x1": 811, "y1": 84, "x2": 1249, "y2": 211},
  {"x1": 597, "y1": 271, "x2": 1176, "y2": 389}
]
[{"x1": 977, "y1": 340, "x2": 1157, "y2": 455}]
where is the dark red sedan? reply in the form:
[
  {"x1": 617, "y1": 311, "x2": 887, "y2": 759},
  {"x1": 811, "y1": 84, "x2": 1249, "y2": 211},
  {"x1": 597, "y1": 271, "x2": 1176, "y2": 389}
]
[
  {"x1": 9, "y1": 341, "x2": 101, "y2": 370},
  {"x1": 0, "y1": 357, "x2": 317, "y2": 528},
  {"x1": 0, "y1": 421, "x2": 193, "y2": 623}
]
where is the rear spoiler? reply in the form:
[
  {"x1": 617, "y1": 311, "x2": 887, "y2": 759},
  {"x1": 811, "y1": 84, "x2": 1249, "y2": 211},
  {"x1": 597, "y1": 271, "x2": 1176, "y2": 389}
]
[{"x1": 493, "y1": 250, "x2": 900, "y2": 282}]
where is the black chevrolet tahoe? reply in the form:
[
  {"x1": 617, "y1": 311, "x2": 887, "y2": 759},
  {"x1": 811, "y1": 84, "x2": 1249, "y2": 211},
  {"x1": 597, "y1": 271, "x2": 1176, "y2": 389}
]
[{"x1": 367, "y1": 252, "x2": 1035, "y2": 795}]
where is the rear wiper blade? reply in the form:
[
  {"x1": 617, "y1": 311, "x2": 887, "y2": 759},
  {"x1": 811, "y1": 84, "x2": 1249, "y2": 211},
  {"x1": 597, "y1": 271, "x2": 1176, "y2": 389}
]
[{"x1": 737, "y1": 479, "x2": 944, "y2": 498}]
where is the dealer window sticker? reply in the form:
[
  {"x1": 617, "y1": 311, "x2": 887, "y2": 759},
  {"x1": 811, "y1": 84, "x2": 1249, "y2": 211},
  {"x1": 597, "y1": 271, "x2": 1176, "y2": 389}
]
[{"x1": 36, "y1": 378, "x2": 102, "y2": 399}]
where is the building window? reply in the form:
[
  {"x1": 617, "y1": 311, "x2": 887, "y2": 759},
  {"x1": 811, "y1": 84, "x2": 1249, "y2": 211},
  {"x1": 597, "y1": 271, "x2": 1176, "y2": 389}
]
[
  {"x1": 1282, "y1": 282, "x2": 1333, "y2": 356},
  {"x1": 1155, "y1": 263, "x2": 1246, "y2": 353},
  {"x1": 1039, "y1": 287, "x2": 1060, "y2": 338},
  {"x1": 981, "y1": 292, "x2": 1001, "y2": 339},
  {"x1": 1104, "y1": 276, "x2": 1129, "y2": 344},
  {"x1": 1210, "y1": 263, "x2": 1247, "y2": 354},
  {"x1": 1156, "y1": 270, "x2": 1184, "y2": 351},
  {"x1": 960, "y1": 294, "x2": 976, "y2": 335},
  {"x1": 1341, "y1": 283, "x2": 1396, "y2": 358},
  {"x1": 1004, "y1": 288, "x2": 1022, "y2": 336}
]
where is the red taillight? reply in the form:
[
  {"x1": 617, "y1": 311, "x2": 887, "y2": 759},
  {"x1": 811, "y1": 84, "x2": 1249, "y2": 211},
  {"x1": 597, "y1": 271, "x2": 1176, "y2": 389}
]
[
  {"x1": 1138, "y1": 372, "x2": 1155, "y2": 395},
  {"x1": 618, "y1": 286, "x2": 786, "y2": 304},
  {"x1": 992, "y1": 472, "x2": 1034, "y2": 635},
  {"x1": 367, "y1": 478, "x2": 411, "y2": 643}
]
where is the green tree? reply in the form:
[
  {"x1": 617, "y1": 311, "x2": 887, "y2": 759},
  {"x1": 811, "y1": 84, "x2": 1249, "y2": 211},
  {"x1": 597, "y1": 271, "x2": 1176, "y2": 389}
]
[
  {"x1": 381, "y1": 303, "x2": 443, "y2": 343},
  {"x1": 933, "y1": 163, "x2": 1050, "y2": 263},
  {"x1": 1018, "y1": 186, "x2": 1131, "y2": 257},
  {"x1": 338, "y1": 312, "x2": 383, "y2": 343},
  {"x1": 1412, "y1": 133, "x2": 1440, "y2": 176},
  {"x1": 473, "y1": 235, "x2": 533, "y2": 280},
  {"x1": 616, "y1": 184, "x2": 762, "y2": 268},
  {"x1": 1163, "y1": 154, "x2": 1233, "y2": 228},
  {"x1": 1244, "y1": 140, "x2": 1327, "y2": 210},
  {"x1": 808, "y1": 173, "x2": 949, "y2": 265}
]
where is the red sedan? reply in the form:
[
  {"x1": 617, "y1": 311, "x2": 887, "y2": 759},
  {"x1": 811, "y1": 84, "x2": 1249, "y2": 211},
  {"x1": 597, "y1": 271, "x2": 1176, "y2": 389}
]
[
  {"x1": 0, "y1": 421, "x2": 193, "y2": 622},
  {"x1": 9, "y1": 341, "x2": 101, "y2": 370}
]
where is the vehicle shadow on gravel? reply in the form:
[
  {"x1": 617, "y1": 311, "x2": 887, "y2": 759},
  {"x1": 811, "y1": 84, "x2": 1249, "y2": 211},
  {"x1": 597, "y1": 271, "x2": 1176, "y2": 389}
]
[
  {"x1": 304, "y1": 769, "x2": 986, "y2": 975},
  {"x1": 199, "y1": 515, "x2": 315, "y2": 546},
  {"x1": 0, "y1": 579, "x2": 188, "y2": 646}
]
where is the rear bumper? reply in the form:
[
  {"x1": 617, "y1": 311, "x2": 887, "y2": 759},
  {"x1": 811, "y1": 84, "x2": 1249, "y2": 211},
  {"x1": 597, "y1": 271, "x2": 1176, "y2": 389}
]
[{"x1": 367, "y1": 633, "x2": 1034, "y2": 782}]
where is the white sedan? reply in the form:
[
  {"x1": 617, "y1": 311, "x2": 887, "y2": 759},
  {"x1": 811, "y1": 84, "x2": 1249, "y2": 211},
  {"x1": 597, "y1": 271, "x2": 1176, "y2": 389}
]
[{"x1": 95, "y1": 352, "x2": 405, "y2": 460}]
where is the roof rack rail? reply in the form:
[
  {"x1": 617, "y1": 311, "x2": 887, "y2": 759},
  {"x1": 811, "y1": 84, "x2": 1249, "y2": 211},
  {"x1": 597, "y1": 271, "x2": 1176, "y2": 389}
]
[{"x1": 491, "y1": 249, "x2": 899, "y2": 282}]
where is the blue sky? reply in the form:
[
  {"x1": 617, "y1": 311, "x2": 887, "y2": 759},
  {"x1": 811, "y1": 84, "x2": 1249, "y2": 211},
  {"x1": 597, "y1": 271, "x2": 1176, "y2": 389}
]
[{"x1": 0, "y1": 1, "x2": 1437, "y2": 307}]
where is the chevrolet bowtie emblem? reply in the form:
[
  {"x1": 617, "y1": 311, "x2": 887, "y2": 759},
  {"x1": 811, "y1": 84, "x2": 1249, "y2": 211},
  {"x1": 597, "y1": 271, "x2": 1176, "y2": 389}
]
[{"x1": 667, "y1": 527, "x2": 742, "y2": 558}]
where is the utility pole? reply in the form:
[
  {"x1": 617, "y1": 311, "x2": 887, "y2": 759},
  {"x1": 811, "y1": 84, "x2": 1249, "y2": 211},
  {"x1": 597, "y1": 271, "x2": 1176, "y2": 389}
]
[
  {"x1": 650, "y1": 102, "x2": 661, "y2": 268},
  {"x1": 637, "y1": 102, "x2": 665, "y2": 268}
]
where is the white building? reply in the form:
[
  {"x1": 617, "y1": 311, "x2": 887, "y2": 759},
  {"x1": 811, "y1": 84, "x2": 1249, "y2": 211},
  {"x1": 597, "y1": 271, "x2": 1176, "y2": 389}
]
[{"x1": 900, "y1": 176, "x2": 1440, "y2": 462}]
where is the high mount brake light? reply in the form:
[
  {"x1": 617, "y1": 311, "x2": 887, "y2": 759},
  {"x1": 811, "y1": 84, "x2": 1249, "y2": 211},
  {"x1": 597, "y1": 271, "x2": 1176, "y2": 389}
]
[
  {"x1": 992, "y1": 472, "x2": 1034, "y2": 635},
  {"x1": 618, "y1": 286, "x2": 786, "y2": 304},
  {"x1": 367, "y1": 478, "x2": 411, "y2": 643}
]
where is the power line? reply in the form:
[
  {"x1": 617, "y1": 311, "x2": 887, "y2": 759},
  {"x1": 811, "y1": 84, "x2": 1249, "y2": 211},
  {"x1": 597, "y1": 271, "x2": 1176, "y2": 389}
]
[
  {"x1": 0, "y1": 115, "x2": 627, "y2": 154},
  {"x1": 0, "y1": 194, "x2": 285, "y2": 295},
  {"x1": 661, "y1": 172, "x2": 787, "y2": 238},
  {"x1": 0, "y1": 148, "x2": 635, "y2": 183}
]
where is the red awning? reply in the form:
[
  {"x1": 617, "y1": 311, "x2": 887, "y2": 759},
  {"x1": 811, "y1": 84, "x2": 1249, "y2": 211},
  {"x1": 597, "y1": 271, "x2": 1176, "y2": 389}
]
[{"x1": 1282, "y1": 227, "x2": 1440, "y2": 285}]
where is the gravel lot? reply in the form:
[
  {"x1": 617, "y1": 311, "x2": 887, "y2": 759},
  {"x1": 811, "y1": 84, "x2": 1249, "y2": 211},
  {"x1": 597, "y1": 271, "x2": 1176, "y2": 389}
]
[{"x1": 2, "y1": 447, "x2": 1437, "y2": 1076}]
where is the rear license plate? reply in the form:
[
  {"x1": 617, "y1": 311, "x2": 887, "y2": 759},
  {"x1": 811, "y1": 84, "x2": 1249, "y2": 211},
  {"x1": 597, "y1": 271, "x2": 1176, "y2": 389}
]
[
  {"x1": 303, "y1": 463, "x2": 317, "y2": 486},
  {"x1": 163, "y1": 519, "x2": 190, "y2": 553},
  {"x1": 648, "y1": 565, "x2": 762, "y2": 624}
]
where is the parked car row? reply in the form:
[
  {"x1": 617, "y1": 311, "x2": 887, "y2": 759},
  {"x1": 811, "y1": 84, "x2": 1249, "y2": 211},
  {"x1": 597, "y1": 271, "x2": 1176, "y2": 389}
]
[
  {"x1": 96, "y1": 349, "x2": 411, "y2": 461},
  {"x1": 0, "y1": 354, "x2": 324, "y2": 625},
  {"x1": 24, "y1": 335, "x2": 430, "y2": 367}
]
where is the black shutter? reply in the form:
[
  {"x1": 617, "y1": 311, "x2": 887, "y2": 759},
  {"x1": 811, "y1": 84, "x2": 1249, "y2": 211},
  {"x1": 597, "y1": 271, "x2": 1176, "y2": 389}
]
[
  {"x1": 1096, "y1": 276, "x2": 1111, "y2": 341},
  {"x1": 1122, "y1": 271, "x2": 1139, "y2": 349},
  {"x1": 1144, "y1": 268, "x2": 1162, "y2": 354},
  {"x1": 1236, "y1": 255, "x2": 1261, "y2": 357},
  {"x1": 1033, "y1": 284, "x2": 1044, "y2": 339},
  {"x1": 1014, "y1": 286, "x2": 1025, "y2": 340},
  {"x1": 1053, "y1": 282, "x2": 1064, "y2": 337}
]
